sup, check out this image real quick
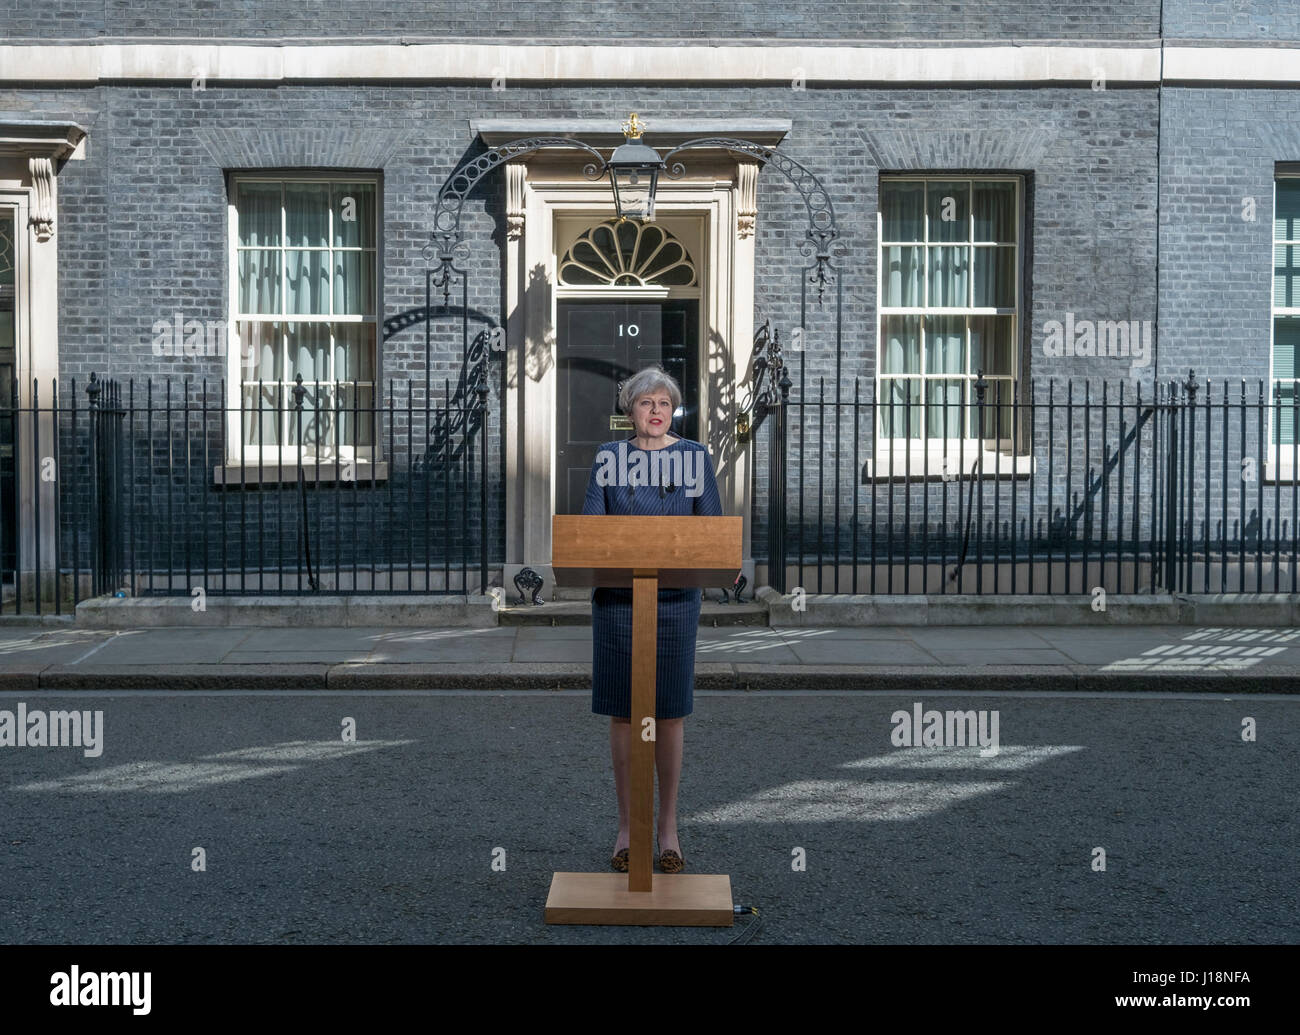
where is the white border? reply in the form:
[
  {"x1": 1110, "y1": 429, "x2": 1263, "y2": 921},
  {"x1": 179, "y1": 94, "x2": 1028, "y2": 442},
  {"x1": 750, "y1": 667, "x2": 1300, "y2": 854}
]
[
  {"x1": 0, "y1": 43, "x2": 1166, "y2": 84},
  {"x1": 9, "y1": 42, "x2": 1300, "y2": 85}
]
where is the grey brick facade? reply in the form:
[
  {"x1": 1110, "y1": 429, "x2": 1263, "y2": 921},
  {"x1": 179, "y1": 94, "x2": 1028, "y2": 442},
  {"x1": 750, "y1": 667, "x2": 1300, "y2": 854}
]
[
  {"x1": 1166, "y1": 0, "x2": 1300, "y2": 40},
  {"x1": 0, "y1": 2, "x2": 1159, "y2": 42},
  {"x1": 1159, "y1": 87, "x2": 1297, "y2": 384},
  {"x1": 1, "y1": 2, "x2": 1297, "y2": 594}
]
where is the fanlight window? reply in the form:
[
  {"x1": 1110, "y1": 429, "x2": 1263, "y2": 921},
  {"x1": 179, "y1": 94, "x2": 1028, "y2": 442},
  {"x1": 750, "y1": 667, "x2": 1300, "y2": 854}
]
[{"x1": 558, "y1": 219, "x2": 696, "y2": 287}]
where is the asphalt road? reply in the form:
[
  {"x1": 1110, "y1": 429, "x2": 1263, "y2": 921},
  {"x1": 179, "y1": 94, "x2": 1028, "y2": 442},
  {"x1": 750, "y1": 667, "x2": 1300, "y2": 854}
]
[{"x1": 1, "y1": 688, "x2": 1296, "y2": 945}]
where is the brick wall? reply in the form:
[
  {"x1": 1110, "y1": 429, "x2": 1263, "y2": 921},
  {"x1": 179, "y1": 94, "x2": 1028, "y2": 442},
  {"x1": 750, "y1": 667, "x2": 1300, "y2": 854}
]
[
  {"x1": 6, "y1": 0, "x2": 1299, "y2": 579},
  {"x1": 1165, "y1": 1, "x2": 1300, "y2": 40},
  {"x1": 0, "y1": 1, "x2": 1160, "y2": 42}
]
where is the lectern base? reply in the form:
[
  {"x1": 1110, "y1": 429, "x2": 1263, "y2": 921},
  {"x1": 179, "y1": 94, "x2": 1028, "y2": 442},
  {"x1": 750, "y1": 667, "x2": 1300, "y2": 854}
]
[{"x1": 544, "y1": 872, "x2": 733, "y2": 926}]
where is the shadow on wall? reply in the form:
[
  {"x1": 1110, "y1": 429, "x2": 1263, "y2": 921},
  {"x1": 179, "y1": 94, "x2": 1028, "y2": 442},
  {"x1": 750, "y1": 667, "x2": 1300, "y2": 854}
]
[{"x1": 382, "y1": 299, "x2": 499, "y2": 473}]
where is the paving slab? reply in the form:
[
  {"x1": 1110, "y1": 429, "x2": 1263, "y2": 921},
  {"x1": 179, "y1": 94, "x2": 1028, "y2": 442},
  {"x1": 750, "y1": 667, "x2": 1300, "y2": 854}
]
[
  {"x1": 1052, "y1": 643, "x2": 1191, "y2": 665},
  {"x1": 357, "y1": 628, "x2": 516, "y2": 663},
  {"x1": 70, "y1": 628, "x2": 256, "y2": 664},
  {"x1": 359, "y1": 627, "x2": 506, "y2": 647},
  {"x1": 1029, "y1": 626, "x2": 1196, "y2": 647},
  {"x1": 695, "y1": 625, "x2": 786, "y2": 640},
  {"x1": 507, "y1": 638, "x2": 593, "y2": 663},
  {"x1": 224, "y1": 651, "x2": 370, "y2": 664},
  {"x1": 232, "y1": 627, "x2": 391, "y2": 653},
  {"x1": 905, "y1": 627, "x2": 1059, "y2": 648},
  {"x1": 784, "y1": 639, "x2": 939, "y2": 666},
  {"x1": 0, "y1": 629, "x2": 118, "y2": 666},
  {"x1": 768, "y1": 625, "x2": 924, "y2": 640},
  {"x1": 512, "y1": 626, "x2": 594, "y2": 642},
  {"x1": 697, "y1": 630, "x2": 802, "y2": 662},
  {"x1": 922, "y1": 647, "x2": 1076, "y2": 666}
]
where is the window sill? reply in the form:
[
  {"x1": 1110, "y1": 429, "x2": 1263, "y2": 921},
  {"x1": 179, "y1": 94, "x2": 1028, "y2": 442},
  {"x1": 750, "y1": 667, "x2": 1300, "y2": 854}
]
[
  {"x1": 213, "y1": 461, "x2": 388, "y2": 487},
  {"x1": 862, "y1": 449, "x2": 1034, "y2": 482}
]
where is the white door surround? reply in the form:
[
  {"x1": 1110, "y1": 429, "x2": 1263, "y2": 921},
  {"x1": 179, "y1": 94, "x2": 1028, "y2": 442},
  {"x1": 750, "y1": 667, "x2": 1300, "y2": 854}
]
[
  {"x1": 0, "y1": 121, "x2": 86, "y2": 583},
  {"x1": 487, "y1": 121, "x2": 789, "y2": 601}
]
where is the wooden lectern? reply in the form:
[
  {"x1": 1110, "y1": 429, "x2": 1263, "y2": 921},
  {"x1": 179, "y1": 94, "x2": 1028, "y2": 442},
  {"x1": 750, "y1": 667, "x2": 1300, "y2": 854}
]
[{"x1": 545, "y1": 514, "x2": 742, "y2": 926}]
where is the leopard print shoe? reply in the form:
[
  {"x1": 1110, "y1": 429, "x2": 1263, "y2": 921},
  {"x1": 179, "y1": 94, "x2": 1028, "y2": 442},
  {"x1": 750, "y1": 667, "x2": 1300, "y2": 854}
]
[
  {"x1": 610, "y1": 848, "x2": 629, "y2": 872},
  {"x1": 657, "y1": 849, "x2": 684, "y2": 874}
]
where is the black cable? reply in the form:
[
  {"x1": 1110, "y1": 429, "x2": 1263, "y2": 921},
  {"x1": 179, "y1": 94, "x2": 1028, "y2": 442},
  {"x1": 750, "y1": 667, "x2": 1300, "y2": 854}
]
[{"x1": 727, "y1": 905, "x2": 762, "y2": 945}]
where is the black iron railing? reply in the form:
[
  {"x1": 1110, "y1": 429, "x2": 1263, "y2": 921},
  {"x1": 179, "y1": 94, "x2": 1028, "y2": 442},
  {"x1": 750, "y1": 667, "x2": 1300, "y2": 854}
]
[
  {"x1": 1, "y1": 374, "x2": 492, "y2": 612},
  {"x1": 760, "y1": 370, "x2": 1300, "y2": 596},
  {"x1": 6, "y1": 368, "x2": 1298, "y2": 606}
]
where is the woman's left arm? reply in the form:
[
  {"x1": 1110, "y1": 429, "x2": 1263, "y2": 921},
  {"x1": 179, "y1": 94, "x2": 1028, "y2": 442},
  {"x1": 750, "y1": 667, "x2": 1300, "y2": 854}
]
[
  {"x1": 692, "y1": 445, "x2": 723, "y2": 516},
  {"x1": 581, "y1": 447, "x2": 608, "y2": 515}
]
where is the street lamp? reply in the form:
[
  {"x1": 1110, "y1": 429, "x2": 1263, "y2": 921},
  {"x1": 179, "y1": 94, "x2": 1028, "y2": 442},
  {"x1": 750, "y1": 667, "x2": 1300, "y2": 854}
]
[{"x1": 607, "y1": 113, "x2": 665, "y2": 223}]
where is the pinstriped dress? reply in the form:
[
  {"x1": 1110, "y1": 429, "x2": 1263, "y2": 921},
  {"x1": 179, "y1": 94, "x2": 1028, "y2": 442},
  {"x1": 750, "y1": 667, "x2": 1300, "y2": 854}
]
[{"x1": 581, "y1": 436, "x2": 723, "y2": 719}]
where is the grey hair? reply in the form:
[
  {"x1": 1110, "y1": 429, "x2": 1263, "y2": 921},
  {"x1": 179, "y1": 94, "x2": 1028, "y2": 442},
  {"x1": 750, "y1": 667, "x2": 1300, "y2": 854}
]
[{"x1": 619, "y1": 365, "x2": 682, "y2": 416}]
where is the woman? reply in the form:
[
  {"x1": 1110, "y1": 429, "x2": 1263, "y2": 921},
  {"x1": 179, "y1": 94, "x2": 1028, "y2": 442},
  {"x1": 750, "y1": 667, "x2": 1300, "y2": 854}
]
[{"x1": 580, "y1": 365, "x2": 722, "y2": 875}]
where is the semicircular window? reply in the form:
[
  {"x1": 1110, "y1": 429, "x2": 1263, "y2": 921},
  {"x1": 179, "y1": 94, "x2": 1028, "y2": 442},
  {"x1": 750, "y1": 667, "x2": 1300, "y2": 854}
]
[{"x1": 558, "y1": 219, "x2": 697, "y2": 288}]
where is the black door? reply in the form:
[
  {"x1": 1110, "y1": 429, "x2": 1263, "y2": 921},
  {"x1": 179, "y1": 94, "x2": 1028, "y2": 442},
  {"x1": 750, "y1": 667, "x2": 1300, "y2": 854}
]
[{"x1": 556, "y1": 298, "x2": 699, "y2": 515}]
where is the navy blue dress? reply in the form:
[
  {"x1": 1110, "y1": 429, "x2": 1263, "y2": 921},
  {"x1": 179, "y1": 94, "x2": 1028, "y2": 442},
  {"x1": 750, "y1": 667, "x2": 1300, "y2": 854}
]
[{"x1": 581, "y1": 436, "x2": 723, "y2": 719}]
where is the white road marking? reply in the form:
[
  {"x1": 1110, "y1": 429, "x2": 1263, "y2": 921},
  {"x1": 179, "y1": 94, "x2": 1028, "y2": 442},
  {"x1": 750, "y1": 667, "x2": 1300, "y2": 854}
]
[
  {"x1": 12, "y1": 739, "x2": 414, "y2": 793},
  {"x1": 67, "y1": 634, "x2": 121, "y2": 665},
  {"x1": 690, "y1": 779, "x2": 1009, "y2": 823}
]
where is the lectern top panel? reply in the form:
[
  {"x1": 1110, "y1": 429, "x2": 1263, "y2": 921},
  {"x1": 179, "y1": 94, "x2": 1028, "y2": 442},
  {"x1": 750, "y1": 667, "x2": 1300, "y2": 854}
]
[{"x1": 552, "y1": 515, "x2": 742, "y2": 588}]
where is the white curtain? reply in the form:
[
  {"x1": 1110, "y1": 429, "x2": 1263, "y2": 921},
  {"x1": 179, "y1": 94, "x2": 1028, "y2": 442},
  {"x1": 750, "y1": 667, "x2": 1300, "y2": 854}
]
[
  {"x1": 883, "y1": 246, "x2": 922, "y2": 307},
  {"x1": 237, "y1": 181, "x2": 375, "y2": 448}
]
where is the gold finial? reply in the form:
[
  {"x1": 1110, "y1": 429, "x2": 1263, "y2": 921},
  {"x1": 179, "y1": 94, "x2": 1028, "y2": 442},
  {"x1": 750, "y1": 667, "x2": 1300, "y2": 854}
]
[{"x1": 621, "y1": 112, "x2": 644, "y2": 139}]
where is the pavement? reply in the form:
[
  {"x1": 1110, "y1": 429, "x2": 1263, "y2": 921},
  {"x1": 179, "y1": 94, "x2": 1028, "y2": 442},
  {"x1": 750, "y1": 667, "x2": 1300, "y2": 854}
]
[{"x1": 1, "y1": 618, "x2": 1299, "y2": 692}]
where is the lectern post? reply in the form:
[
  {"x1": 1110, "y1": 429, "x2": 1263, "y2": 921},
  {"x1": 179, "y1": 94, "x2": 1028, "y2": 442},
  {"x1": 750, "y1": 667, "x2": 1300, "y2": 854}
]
[
  {"x1": 628, "y1": 571, "x2": 657, "y2": 893},
  {"x1": 544, "y1": 515, "x2": 742, "y2": 926}
]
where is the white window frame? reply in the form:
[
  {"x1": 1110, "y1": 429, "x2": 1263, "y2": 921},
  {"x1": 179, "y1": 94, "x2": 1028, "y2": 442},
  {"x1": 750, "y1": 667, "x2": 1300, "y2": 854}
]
[
  {"x1": 224, "y1": 171, "x2": 381, "y2": 474},
  {"x1": 1268, "y1": 169, "x2": 1300, "y2": 483},
  {"x1": 872, "y1": 174, "x2": 1030, "y2": 479}
]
